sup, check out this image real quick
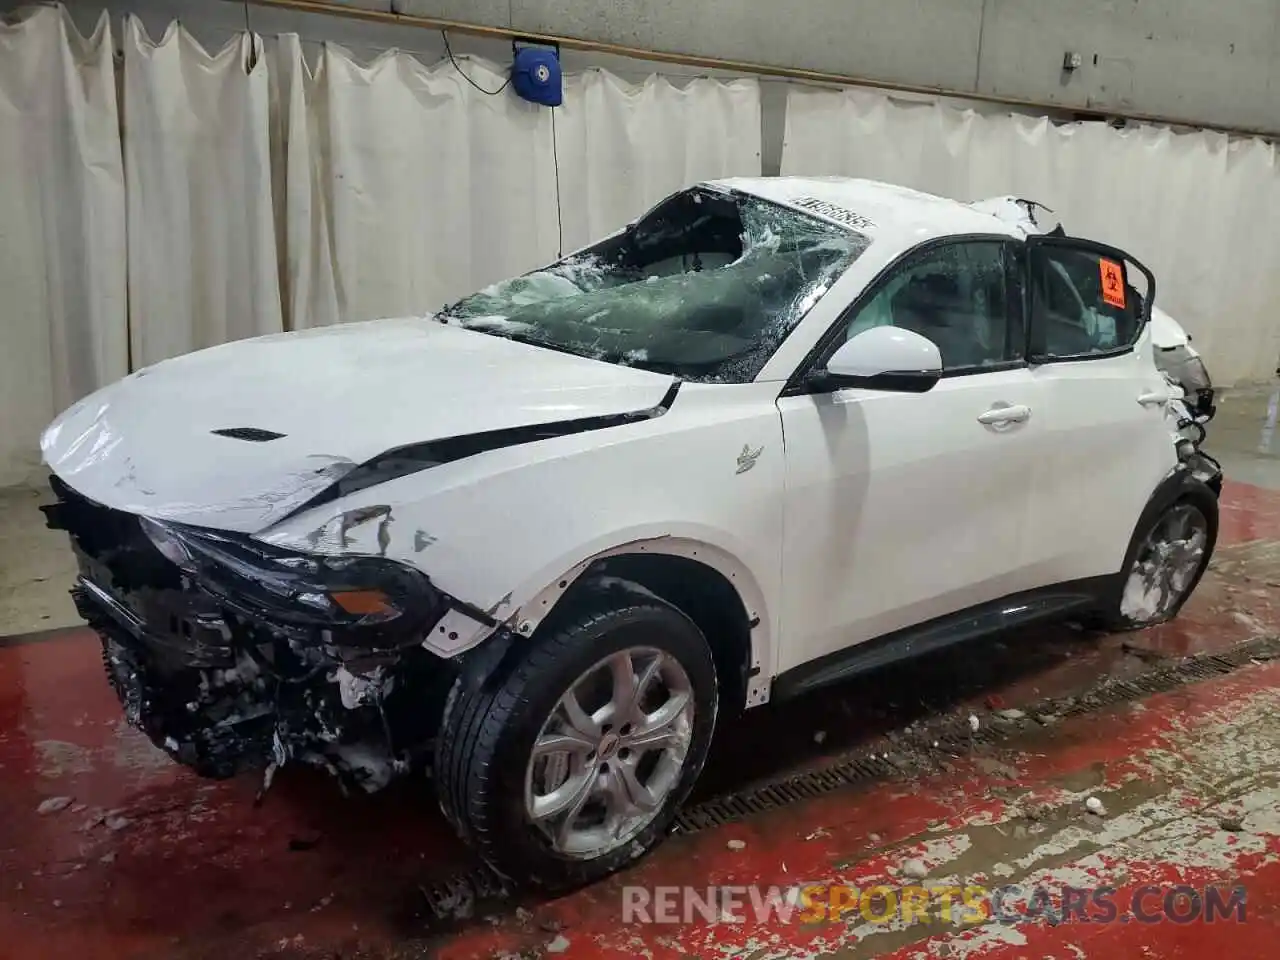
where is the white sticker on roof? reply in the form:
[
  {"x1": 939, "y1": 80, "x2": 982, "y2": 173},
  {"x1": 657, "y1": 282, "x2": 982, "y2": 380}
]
[{"x1": 791, "y1": 196, "x2": 876, "y2": 232}]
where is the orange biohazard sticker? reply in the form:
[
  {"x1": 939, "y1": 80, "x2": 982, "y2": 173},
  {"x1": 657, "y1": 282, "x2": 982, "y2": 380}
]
[{"x1": 1099, "y1": 258, "x2": 1126, "y2": 309}]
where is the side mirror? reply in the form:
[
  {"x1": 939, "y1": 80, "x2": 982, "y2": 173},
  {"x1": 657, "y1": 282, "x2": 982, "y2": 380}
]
[{"x1": 809, "y1": 326, "x2": 944, "y2": 394}]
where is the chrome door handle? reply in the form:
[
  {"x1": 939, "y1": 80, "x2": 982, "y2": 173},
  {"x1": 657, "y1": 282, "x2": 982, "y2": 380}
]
[
  {"x1": 1138, "y1": 391, "x2": 1170, "y2": 407},
  {"x1": 978, "y1": 404, "x2": 1032, "y2": 425}
]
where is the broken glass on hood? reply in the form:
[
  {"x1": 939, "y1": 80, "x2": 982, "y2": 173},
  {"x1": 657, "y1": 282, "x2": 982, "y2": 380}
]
[{"x1": 439, "y1": 187, "x2": 871, "y2": 383}]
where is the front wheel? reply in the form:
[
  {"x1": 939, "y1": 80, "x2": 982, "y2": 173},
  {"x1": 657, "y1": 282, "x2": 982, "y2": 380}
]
[
  {"x1": 434, "y1": 586, "x2": 718, "y2": 891},
  {"x1": 1105, "y1": 491, "x2": 1217, "y2": 629}
]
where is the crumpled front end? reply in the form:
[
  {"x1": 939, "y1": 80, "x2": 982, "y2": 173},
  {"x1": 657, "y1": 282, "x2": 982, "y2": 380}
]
[{"x1": 45, "y1": 476, "x2": 460, "y2": 793}]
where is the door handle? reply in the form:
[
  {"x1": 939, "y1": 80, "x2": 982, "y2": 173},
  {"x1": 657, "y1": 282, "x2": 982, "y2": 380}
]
[
  {"x1": 978, "y1": 404, "x2": 1032, "y2": 425},
  {"x1": 1138, "y1": 391, "x2": 1170, "y2": 407}
]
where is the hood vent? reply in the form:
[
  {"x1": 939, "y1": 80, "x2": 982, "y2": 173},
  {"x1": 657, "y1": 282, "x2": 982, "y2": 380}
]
[{"x1": 212, "y1": 427, "x2": 286, "y2": 443}]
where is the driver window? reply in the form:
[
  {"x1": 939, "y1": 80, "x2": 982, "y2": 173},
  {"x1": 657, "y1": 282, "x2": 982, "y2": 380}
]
[{"x1": 838, "y1": 240, "x2": 1019, "y2": 372}]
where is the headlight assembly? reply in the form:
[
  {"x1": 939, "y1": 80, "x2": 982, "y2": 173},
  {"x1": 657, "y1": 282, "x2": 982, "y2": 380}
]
[
  {"x1": 139, "y1": 520, "x2": 444, "y2": 642},
  {"x1": 1182, "y1": 355, "x2": 1212, "y2": 392},
  {"x1": 1155, "y1": 345, "x2": 1212, "y2": 394}
]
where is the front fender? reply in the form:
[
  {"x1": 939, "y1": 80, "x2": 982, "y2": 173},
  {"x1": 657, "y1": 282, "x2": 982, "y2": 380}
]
[
  {"x1": 258, "y1": 382, "x2": 786, "y2": 676},
  {"x1": 499, "y1": 531, "x2": 773, "y2": 675}
]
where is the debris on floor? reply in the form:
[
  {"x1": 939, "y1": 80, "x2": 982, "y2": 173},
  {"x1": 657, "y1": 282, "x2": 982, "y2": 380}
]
[
  {"x1": 900, "y1": 858, "x2": 929, "y2": 880},
  {"x1": 36, "y1": 796, "x2": 73, "y2": 815}
]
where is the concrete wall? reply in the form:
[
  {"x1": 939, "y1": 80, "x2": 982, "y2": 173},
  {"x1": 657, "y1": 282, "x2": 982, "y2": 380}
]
[
  {"x1": 30, "y1": 0, "x2": 800, "y2": 175},
  {"x1": 380, "y1": 0, "x2": 1280, "y2": 134},
  {"x1": 9, "y1": 0, "x2": 1279, "y2": 132}
]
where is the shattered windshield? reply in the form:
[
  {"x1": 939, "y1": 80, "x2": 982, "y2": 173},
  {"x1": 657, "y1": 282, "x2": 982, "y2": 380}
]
[{"x1": 438, "y1": 187, "x2": 871, "y2": 383}]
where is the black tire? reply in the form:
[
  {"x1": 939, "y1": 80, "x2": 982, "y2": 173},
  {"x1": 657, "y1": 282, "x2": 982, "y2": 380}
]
[
  {"x1": 434, "y1": 581, "x2": 718, "y2": 892},
  {"x1": 1100, "y1": 485, "x2": 1218, "y2": 631}
]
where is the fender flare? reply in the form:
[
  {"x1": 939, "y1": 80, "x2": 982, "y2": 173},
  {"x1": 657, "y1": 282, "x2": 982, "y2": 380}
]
[
  {"x1": 1143, "y1": 461, "x2": 1222, "y2": 522},
  {"x1": 1107, "y1": 462, "x2": 1221, "y2": 611},
  {"x1": 431, "y1": 536, "x2": 775, "y2": 708},
  {"x1": 513, "y1": 537, "x2": 772, "y2": 677}
]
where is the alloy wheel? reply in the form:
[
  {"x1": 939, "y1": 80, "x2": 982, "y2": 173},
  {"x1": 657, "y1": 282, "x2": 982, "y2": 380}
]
[{"x1": 524, "y1": 646, "x2": 695, "y2": 858}]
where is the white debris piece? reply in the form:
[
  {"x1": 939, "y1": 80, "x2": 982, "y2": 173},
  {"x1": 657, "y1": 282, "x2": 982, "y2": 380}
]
[
  {"x1": 335, "y1": 666, "x2": 384, "y2": 710},
  {"x1": 901, "y1": 858, "x2": 929, "y2": 880},
  {"x1": 1086, "y1": 796, "x2": 1107, "y2": 816},
  {"x1": 546, "y1": 934, "x2": 571, "y2": 954},
  {"x1": 813, "y1": 730, "x2": 827, "y2": 745},
  {"x1": 727, "y1": 839, "x2": 746, "y2": 851},
  {"x1": 968, "y1": 714, "x2": 981, "y2": 732},
  {"x1": 37, "y1": 796, "x2": 73, "y2": 815}
]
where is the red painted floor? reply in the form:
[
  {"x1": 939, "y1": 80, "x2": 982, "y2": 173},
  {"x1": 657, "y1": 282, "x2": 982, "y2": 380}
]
[{"x1": 0, "y1": 479, "x2": 1278, "y2": 959}]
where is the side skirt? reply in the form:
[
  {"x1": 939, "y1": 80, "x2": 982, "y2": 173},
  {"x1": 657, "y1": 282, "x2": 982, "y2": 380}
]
[{"x1": 771, "y1": 576, "x2": 1118, "y2": 703}]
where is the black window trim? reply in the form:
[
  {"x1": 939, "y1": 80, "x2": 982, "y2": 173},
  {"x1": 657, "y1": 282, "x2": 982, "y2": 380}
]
[
  {"x1": 1023, "y1": 234, "x2": 1157, "y2": 367},
  {"x1": 780, "y1": 233, "x2": 1026, "y2": 397}
]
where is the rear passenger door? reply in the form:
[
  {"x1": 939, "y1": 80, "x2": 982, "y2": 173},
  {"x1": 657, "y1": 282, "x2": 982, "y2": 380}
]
[{"x1": 1020, "y1": 237, "x2": 1179, "y2": 587}]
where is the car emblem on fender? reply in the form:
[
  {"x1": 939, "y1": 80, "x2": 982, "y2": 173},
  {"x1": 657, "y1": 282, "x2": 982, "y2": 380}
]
[{"x1": 736, "y1": 444, "x2": 763, "y2": 474}]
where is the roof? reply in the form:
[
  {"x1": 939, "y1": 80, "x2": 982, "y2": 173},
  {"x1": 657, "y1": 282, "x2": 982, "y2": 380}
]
[{"x1": 710, "y1": 176, "x2": 1025, "y2": 245}]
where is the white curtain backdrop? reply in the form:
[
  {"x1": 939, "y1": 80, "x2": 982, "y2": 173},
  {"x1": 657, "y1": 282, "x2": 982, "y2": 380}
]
[
  {"x1": 123, "y1": 17, "x2": 283, "y2": 367},
  {"x1": 554, "y1": 71, "x2": 764, "y2": 252},
  {"x1": 0, "y1": 6, "x2": 126, "y2": 488},
  {"x1": 782, "y1": 86, "x2": 1280, "y2": 386},
  {"x1": 272, "y1": 41, "x2": 562, "y2": 328},
  {"x1": 272, "y1": 45, "x2": 764, "y2": 328}
]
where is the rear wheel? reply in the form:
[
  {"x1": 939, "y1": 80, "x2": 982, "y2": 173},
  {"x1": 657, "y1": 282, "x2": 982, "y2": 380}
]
[
  {"x1": 434, "y1": 585, "x2": 718, "y2": 891},
  {"x1": 1104, "y1": 492, "x2": 1216, "y2": 629}
]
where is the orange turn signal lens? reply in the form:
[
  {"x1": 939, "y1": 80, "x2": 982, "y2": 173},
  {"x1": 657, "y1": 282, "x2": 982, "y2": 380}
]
[{"x1": 329, "y1": 589, "x2": 396, "y2": 617}]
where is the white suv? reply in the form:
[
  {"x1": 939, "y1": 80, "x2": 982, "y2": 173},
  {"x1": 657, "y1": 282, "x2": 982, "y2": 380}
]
[{"x1": 41, "y1": 178, "x2": 1222, "y2": 890}]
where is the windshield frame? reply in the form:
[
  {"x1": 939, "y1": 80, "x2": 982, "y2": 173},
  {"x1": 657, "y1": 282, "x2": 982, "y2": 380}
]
[{"x1": 437, "y1": 186, "x2": 872, "y2": 385}]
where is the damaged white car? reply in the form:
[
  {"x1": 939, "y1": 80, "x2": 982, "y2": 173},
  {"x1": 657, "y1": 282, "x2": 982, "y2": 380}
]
[{"x1": 42, "y1": 178, "x2": 1222, "y2": 891}]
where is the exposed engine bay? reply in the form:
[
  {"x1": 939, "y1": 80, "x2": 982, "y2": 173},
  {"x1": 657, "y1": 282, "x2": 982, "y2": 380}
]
[{"x1": 43, "y1": 476, "x2": 459, "y2": 794}]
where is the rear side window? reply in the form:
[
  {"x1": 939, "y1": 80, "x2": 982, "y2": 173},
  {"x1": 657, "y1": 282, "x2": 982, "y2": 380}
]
[{"x1": 1029, "y1": 245, "x2": 1145, "y2": 360}]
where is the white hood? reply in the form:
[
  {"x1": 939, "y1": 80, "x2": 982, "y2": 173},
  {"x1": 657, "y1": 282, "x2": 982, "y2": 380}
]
[{"x1": 42, "y1": 318, "x2": 674, "y2": 532}]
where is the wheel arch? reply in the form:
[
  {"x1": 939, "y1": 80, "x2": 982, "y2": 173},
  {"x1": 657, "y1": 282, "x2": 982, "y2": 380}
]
[
  {"x1": 510, "y1": 538, "x2": 773, "y2": 714},
  {"x1": 1141, "y1": 462, "x2": 1221, "y2": 535},
  {"x1": 1103, "y1": 461, "x2": 1220, "y2": 620}
]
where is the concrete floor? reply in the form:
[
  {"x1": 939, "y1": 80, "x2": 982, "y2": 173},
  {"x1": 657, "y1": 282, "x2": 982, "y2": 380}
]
[
  {"x1": 1202, "y1": 385, "x2": 1280, "y2": 491},
  {"x1": 0, "y1": 483, "x2": 79, "y2": 639},
  {"x1": 2, "y1": 384, "x2": 1280, "y2": 959}
]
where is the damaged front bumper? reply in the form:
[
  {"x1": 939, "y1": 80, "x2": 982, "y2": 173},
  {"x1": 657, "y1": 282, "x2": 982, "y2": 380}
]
[{"x1": 46, "y1": 477, "x2": 461, "y2": 794}]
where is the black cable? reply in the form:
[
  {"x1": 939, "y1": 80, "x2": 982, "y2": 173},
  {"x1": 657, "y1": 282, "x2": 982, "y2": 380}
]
[
  {"x1": 551, "y1": 104, "x2": 564, "y2": 257},
  {"x1": 440, "y1": 30, "x2": 563, "y2": 254},
  {"x1": 442, "y1": 30, "x2": 511, "y2": 96}
]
